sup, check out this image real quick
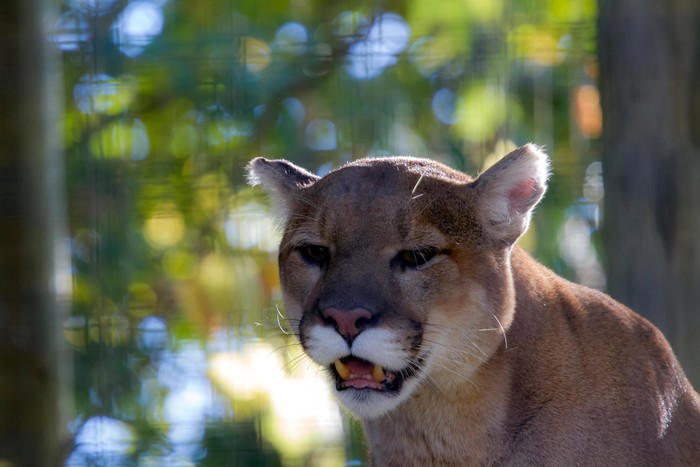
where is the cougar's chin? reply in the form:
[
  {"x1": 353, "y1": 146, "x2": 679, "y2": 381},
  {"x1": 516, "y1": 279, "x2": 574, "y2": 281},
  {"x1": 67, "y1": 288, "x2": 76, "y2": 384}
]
[
  {"x1": 332, "y1": 360, "x2": 424, "y2": 419},
  {"x1": 328, "y1": 354, "x2": 426, "y2": 419}
]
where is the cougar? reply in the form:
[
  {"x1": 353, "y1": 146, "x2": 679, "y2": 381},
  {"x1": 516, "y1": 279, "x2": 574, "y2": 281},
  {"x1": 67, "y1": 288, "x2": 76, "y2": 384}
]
[{"x1": 247, "y1": 145, "x2": 700, "y2": 465}]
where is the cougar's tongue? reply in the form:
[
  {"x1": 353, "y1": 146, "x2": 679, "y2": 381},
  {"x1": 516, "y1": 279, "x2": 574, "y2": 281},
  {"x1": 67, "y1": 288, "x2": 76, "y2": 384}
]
[
  {"x1": 334, "y1": 357, "x2": 385, "y2": 387},
  {"x1": 345, "y1": 357, "x2": 374, "y2": 374}
]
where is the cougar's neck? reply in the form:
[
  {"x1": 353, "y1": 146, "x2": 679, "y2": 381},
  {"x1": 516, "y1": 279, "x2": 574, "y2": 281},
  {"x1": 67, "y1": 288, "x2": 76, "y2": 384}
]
[{"x1": 363, "y1": 332, "x2": 514, "y2": 465}]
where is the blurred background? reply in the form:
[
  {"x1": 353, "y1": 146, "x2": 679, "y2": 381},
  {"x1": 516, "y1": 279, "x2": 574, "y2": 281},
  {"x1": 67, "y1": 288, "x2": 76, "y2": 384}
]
[{"x1": 1, "y1": 0, "x2": 698, "y2": 465}]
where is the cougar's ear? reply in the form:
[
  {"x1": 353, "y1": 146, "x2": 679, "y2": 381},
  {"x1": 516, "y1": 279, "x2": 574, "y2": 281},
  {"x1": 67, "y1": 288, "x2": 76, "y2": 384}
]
[
  {"x1": 471, "y1": 144, "x2": 550, "y2": 245},
  {"x1": 246, "y1": 157, "x2": 320, "y2": 221}
]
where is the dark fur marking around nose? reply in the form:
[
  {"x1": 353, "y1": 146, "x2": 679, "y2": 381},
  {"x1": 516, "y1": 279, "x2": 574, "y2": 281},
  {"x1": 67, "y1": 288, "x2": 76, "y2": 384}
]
[{"x1": 321, "y1": 307, "x2": 373, "y2": 342}]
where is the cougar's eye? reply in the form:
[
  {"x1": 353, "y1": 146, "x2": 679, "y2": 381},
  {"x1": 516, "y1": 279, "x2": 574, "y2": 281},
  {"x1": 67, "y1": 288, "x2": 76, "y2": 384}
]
[
  {"x1": 394, "y1": 247, "x2": 439, "y2": 269},
  {"x1": 298, "y1": 244, "x2": 330, "y2": 265}
]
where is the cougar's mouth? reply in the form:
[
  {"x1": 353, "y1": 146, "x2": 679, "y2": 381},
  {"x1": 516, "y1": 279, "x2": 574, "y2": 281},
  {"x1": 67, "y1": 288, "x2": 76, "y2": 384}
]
[{"x1": 331, "y1": 356, "x2": 405, "y2": 393}]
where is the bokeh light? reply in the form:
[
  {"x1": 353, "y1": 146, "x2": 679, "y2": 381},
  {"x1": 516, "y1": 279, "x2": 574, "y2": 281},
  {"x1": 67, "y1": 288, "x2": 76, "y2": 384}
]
[
  {"x1": 113, "y1": 1, "x2": 165, "y2": 57},
  {"x1": 73, "y1": 74, "x2": 137, "y2": 115},
  {"x1": 432, "y1": 88, "x2": 458, "y2": 124},
  {"x1": 345, "y1": 13, "x2": 410, "y2": 79},
  {"x1": 305, "y1": 119, "x2": 337, "y2": 150},
  {"x1": 69, "y1": 416, "x2": 136, "y2": 462},
  {"x1": 273, "y1": 22, "x2": 308, "y2": 55},
  {"x1": 143, "y1": 203, "x2": 186, "y2": 248},
  {"x1": 242, "y1": 37, "x2": 271, "y2": 73},
  {"x1": 66, "y1": 0, "x2": 118, "y2": 16},
  {"x1": 50, "y1": 10, "x2": 91, "y2": 51}
]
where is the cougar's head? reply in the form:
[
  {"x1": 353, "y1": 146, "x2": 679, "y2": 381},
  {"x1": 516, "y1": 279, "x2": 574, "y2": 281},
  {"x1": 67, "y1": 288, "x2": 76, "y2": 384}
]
[{"x1": 248, "y1": 145, "x2": 548, "y2": 419}]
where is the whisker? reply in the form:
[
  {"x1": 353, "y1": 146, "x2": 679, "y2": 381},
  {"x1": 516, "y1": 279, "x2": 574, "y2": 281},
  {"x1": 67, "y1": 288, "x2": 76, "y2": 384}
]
[
  {"x1": 286, "y1": 213, "x2": 319, "y2": 223},
  {"x1": 282, "y1": 352, "x2": 312, "y2": 373},
  {"x1": 471, "y1": 342, "x2": 489, "y2": 358},
  {"x1": 427, "y1": 344, "x2": 490, "y2": 367},
  {"x1": 422, "y1": 374, "x2": 447, "y2": 396},
  {"x1": 490, "y1": 312, "x2": 508, "y2": 350},
  {"x1": 414, "y1": 351, "x2": 482, "y2": 391},
  {"x1": 276, "y1": 305, "x2": 291, "y2": 335},
  {"x1": 405, "y1": 361, "x2": 446, "y2": 396},
  {"x1": 304, "y1": 357, "x2": 324, "y2": 375},
  {"x1": 284, "y1": 191, "x2": 320, "y2": 210},
  {"x1": 268, "y1": 341, "x2": 302, "y2": 357},
  {"x1": 421, "y1": 321, "x2": 502, "y2": 335},
  {"x1": 415, "y1": 198, "x2": 437, "y2": 217},
  {"x1": 420, "y1": 338, "x2": 491, "y2": 366},
  {"x1": 411, "y1": 173, "x2": 424, "y2": 194}
]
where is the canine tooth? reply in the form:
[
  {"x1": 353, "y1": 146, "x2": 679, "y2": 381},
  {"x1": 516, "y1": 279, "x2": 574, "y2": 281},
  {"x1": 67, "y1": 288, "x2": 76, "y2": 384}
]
[
  {"x1": 372, "y1": 365, "x2": 385, "y2": 382},
  {"x1": 334, "y1": 360, "x2": 350, "y2": 380}
]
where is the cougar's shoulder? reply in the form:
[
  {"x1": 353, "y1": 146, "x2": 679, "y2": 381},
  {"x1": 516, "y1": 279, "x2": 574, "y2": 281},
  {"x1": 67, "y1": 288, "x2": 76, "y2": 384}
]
[{"x1": 506, "y1": 248, "x2": 700, "y2": 464}]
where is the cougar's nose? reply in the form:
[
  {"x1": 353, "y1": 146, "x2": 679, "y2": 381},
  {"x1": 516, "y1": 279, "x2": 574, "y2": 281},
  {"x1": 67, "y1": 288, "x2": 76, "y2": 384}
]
[{"x1": 321, "y1": 307, "x2": 373, "y2": 340}]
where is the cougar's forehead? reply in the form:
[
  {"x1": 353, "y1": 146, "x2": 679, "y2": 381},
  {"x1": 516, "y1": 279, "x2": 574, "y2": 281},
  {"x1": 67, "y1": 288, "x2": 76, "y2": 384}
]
[
  {"x1": 303, "y1": 165, "x2": 428, "y2": 242},
  {"x1": 328, "y1": 165, "x2": 405, "y2": 209},
  {"x1": 282, "y1": 158, "x2": 478, "y2": 247}
]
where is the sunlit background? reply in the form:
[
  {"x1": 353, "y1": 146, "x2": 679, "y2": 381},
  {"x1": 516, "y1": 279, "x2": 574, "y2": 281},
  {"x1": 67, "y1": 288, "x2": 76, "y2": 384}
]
[{"x1": 52, "y1": 0, "x2": 601, "y2": 465}]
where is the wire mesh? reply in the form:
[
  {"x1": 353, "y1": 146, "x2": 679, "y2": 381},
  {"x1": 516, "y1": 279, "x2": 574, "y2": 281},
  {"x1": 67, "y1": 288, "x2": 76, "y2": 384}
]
[{"x1": 53, "y1": 1, "x2": 600, "y2": 465}]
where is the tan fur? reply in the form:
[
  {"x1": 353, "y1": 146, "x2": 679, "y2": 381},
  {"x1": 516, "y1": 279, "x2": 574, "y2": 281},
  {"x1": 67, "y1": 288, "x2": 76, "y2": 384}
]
[{"x1": 248, "y1": 145, "x2": 700, "y2": 465}]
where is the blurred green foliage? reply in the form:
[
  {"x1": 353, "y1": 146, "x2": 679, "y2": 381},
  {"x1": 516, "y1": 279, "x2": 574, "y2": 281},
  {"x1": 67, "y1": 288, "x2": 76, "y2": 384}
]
[{"x1": 56, "y1": 0, "x2": 600, "y2": 465}]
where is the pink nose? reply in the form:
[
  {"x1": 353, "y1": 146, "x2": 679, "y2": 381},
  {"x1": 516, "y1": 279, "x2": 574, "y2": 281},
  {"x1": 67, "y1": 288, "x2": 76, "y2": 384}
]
[{"x1": 321, "y1": 307, "x2": 373, "y2": 340}]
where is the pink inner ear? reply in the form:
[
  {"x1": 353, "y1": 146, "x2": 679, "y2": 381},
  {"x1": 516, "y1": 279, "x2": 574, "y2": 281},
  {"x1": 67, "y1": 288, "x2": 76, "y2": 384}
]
[{"x1": 508, "y1": 178, "x2": 538, "y2": 211}]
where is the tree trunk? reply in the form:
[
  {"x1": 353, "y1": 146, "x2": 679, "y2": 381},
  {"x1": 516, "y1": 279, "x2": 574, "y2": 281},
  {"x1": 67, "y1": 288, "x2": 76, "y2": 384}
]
[
  {"x1": 598, "y1": 0, "x2": 700, "y2": 387},
  {"x1": 0, "y1": 0, "x2": 73, "y2": 464}
]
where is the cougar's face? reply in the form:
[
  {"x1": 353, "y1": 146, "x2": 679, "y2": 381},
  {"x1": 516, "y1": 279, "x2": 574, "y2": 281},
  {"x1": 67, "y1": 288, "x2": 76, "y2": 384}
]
[
  {"x1": 249, "y1": 146, "x2": 547, "y2": 419},
  {"x1": 277, "y1": 165, "x2": 495, "y2": 419}
]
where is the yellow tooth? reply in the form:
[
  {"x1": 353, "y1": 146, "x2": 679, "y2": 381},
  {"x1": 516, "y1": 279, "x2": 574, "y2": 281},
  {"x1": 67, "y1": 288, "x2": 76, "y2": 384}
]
[
  {"x1": 334, "y1": 360, "x2": 350, "y2": 380},
  {"x1": 372, "y1": 365, "x2": 385, "y2": 382}
]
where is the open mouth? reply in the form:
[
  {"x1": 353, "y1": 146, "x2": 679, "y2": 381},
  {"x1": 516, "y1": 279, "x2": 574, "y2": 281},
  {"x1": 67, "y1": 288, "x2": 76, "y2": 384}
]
[{"x1": 331, "y1": 356, "x2": 404, "y2": 393}]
